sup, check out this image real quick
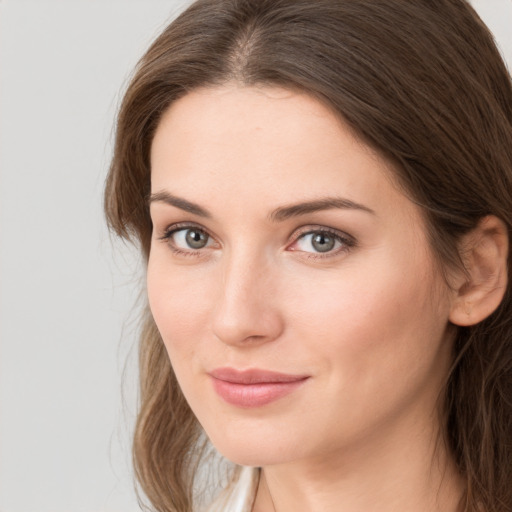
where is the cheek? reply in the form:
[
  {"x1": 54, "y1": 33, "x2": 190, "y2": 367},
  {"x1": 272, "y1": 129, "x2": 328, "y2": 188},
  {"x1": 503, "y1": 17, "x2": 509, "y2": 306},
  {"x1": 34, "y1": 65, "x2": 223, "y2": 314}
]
[
  {"x1": 146, "y1": 256, "x2": 215, "y2": 360},
  {"x1": 284, "y1": 250, "x2": 449, "y2": 380},
  {"x1": 275, "y1": 255, "x2": 451, "y2": 449}
]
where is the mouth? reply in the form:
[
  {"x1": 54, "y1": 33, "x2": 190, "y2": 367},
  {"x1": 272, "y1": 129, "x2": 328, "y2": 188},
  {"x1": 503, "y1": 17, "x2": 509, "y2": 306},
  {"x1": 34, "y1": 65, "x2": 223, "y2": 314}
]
[{"x1": 208, "y1": 368, "x2": 309, "y2": 408}]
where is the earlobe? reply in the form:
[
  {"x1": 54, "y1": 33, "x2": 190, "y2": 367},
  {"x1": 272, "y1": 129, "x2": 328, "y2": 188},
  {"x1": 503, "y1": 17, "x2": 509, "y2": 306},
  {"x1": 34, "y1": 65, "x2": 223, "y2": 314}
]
[{"x1": 449, "y1": 215, "x2": 509, "y2": 327}]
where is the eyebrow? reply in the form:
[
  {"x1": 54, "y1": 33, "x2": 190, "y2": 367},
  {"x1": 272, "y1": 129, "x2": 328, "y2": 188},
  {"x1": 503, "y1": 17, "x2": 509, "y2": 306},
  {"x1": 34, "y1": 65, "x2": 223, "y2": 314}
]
[
  {"x1": 269, "y1": 197, "x2": 375, "y2": 222},
  {"x1": 149, "y1": 190, "x2": 212, "y2": 217},
  {"x1": 148, "y1": 191, "x2": 376, "y2": 221}
]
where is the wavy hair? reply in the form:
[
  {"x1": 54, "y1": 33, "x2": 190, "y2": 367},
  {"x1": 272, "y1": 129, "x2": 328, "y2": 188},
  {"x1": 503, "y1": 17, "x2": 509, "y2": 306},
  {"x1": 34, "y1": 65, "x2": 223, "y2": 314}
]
[{"x1": 104, "y1": 1, "x2": 512, "y2": 510}]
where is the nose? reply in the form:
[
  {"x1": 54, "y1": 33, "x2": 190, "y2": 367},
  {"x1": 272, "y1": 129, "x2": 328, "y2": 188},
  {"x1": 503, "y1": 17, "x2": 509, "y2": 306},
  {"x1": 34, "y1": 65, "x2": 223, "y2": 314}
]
[{"x1": 212, "y1": 250, "x2": 284, "y2": 347}]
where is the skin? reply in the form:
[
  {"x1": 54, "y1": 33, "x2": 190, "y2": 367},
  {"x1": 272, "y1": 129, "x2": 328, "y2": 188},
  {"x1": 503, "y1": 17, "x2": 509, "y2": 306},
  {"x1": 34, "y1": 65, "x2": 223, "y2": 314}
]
[{"x1": 147, "y1": 85, "x2": 464, "y2": 511}]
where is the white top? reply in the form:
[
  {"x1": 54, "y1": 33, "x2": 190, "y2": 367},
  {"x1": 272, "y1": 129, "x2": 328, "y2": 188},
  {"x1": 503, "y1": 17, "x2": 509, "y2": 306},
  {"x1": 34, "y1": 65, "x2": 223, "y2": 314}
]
[{"x1": 205, "y1": 466, "x2": 259, "y2": 512}]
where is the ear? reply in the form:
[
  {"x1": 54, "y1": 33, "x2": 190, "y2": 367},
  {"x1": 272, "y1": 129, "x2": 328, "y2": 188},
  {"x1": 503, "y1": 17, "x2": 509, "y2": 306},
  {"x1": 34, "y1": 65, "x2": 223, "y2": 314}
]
[{"x1": 449, "y1": 215, "x2": 509, "y2": 327}]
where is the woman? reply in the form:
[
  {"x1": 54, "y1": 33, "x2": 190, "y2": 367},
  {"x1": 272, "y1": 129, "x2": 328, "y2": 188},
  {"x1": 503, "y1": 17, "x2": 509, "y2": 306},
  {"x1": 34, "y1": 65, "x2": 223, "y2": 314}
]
[{"x1": 104, "y1": 1, "x2": 512, "y2": 511}]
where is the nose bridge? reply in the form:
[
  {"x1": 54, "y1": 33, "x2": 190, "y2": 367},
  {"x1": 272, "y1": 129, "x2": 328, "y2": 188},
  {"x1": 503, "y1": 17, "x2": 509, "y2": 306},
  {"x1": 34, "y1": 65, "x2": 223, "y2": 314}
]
[
  {"x1": 223, "y1": 245, "x2": 265, "y2": 299},
  {"x1": 212, "y1": 244, "x2": 283, "y2": 345}
]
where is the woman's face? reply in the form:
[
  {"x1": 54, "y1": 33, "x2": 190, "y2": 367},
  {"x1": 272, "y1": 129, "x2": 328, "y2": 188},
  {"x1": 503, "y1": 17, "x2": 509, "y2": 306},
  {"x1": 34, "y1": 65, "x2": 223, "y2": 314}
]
[{"x1": 148, "y1": 86, "x2": 456, "y2": 467}]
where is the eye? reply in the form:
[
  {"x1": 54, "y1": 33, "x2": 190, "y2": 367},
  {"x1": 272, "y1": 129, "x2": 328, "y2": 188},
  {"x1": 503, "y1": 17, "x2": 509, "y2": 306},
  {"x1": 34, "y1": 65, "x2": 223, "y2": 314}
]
[
  {"x1": 298, "y1": 232, "x2": 338, "y2": 253},
  {"x1": 160, "y1": 225, "x2": 215, "y2": 253},
  {"x1": 177, "y1": 228, "x2": 210, "y2": 249},
  {"x1": 289, "y1": 228, "x2": 355, "y2": 257}
]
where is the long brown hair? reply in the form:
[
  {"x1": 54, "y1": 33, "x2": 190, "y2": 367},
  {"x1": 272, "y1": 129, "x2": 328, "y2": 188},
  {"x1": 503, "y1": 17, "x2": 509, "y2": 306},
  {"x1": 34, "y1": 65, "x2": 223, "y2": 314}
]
[{"x1": 104, "y1": 1, "x2": 512, "y2": 510}]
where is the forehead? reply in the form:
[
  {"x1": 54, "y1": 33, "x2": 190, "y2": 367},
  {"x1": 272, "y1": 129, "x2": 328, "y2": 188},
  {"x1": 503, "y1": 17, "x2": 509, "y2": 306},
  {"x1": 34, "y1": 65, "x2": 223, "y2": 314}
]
[
  {"x1": 152, "y1": 85, "x2": 368, "y2": 163},
  {"x1": 150, "y1": 85, "x2": 411, "y2": 224}
]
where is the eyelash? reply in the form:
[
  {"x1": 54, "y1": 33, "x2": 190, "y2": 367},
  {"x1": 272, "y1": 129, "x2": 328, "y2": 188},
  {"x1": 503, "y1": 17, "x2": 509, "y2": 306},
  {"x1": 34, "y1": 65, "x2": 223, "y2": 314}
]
[
  {"x1": 157, "y1": 222, "x2": 356, "y2": 260},
  {"x1": 158, "y1": 223, "x2": 210, "y2": 258},
  {"x1": 289, "y1": 227, "x2": 356, "y2": 260}
]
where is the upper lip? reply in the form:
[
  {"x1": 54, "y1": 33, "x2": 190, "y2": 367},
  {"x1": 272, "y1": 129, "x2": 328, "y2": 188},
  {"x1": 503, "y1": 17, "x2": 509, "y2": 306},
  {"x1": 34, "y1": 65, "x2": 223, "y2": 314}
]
[{"x1": 209, "y1": 367, "x2": 309, "y2": 384}]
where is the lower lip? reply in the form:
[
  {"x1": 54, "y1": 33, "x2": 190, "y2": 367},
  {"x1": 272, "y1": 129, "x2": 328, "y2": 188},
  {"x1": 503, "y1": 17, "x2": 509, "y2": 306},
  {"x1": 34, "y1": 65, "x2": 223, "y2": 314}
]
[{"x1": 210, "y1": 377, "x2": 308, "y2": 408}]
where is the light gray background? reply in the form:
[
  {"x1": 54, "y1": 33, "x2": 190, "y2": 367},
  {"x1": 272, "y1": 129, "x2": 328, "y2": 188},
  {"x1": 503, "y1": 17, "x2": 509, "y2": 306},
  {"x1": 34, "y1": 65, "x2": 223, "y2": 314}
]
[{"x1": 1, "y1": 1, "x2": 511, "y2": 511}]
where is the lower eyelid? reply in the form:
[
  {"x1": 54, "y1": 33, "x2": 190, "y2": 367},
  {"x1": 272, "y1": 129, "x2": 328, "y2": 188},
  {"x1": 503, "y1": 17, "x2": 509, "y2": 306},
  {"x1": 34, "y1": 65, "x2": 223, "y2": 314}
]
[
  {"x1": 301, "y1": 244, "x2": 352, "y2": 260},
  {"x1": 170, "y1": 247, "x2": 207, "y2": 258}
]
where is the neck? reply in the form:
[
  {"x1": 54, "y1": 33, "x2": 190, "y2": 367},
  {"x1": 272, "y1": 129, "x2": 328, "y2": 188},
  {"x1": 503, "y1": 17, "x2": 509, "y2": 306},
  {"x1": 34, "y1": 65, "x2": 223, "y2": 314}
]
[{"x1": 252, "y1": 413, "x2": 463, "y2": 512}]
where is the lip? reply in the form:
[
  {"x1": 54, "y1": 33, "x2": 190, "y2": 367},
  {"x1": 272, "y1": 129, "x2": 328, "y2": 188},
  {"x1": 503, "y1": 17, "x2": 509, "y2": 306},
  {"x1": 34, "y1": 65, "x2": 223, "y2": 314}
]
[{"x1": 208, "y1": 368, "x2": 309, "y2": 408}]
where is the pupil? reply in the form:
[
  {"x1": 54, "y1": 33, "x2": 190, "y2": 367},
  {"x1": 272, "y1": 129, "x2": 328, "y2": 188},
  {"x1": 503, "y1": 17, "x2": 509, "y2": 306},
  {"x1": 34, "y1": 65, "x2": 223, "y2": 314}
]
[
  {"x1": 186, "y1": 229, "x2": 208, "y2": 249},
  {"x1": 312, "y1": 233, "x2": 335, "y2": 252}
]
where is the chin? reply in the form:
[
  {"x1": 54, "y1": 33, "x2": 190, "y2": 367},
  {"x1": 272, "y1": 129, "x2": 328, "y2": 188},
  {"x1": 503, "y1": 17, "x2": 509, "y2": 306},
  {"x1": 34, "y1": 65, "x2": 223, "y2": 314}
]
[{"x1": 203, "y1": 422, "x2": 302, "y2": 468}]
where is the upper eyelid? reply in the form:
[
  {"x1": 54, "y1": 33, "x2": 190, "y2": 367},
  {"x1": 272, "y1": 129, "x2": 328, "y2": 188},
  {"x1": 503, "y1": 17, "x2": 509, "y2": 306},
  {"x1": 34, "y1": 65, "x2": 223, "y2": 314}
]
[
  {"x1": 159, "y1": 222, "x2": 353, "y2": 240},
  {"x1": 160, "y1": 221, "x2": 211, "y2": 237},
  {"x1": 291, "y1": 225, "x2": 352, "y2": 237}
]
